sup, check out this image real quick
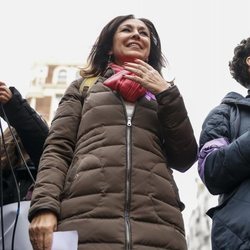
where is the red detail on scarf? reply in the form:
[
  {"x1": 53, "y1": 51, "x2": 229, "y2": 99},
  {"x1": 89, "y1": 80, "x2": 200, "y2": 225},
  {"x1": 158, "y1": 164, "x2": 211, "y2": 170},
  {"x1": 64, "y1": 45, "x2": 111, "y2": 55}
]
[{"x1": 103, "y1": 63, "x2": 147, "y2": 102}]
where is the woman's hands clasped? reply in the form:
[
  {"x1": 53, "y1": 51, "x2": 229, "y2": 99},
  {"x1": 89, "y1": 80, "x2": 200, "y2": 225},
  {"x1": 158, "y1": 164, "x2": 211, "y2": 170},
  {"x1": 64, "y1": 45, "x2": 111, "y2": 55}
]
[
  {"x1": 123, "y1": 59, "x2": 173, "y2": 95},
  {"x1": 29, "y1": 211, "x2": 58, "y2": 250}
]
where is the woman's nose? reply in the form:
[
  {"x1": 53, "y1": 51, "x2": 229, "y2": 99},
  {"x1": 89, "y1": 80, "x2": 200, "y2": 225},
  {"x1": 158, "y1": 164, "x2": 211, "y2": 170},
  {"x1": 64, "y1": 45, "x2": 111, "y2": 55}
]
[{"x1": 131, "y1": 30, "x2": 140, "y2": 39}]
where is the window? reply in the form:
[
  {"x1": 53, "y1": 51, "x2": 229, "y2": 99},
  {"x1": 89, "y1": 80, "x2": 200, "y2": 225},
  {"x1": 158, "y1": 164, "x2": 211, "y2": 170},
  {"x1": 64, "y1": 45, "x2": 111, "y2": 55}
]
[{"x1": 57, "y1": 69, "x2": 67, "y2": 84}]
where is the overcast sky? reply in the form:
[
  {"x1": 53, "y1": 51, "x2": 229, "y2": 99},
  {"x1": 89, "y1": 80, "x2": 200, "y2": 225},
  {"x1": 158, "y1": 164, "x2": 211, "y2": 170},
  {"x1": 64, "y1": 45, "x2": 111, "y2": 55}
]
[{"x1": 0, "y1": 0, "x2": 249, "y2": 231}]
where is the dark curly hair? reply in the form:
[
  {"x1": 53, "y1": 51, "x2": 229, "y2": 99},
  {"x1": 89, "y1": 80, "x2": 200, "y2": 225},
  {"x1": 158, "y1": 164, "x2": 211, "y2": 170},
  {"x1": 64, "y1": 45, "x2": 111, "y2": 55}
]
[
  {"x1": 229, "y1": 38, "x2": 250, "y2": 88},
  {"x1": 80, "y1": 14, "x2": 166, "y2": 77}
]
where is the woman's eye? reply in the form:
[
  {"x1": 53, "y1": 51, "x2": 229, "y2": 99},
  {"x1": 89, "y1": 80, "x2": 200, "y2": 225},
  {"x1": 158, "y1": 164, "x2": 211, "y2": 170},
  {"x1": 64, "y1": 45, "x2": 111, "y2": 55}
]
[
  {"x1": 140, "y1": 31, "x2": 149, "y2": 36},
  {"x1": 122, "y1": 28, "x2": 130, "y2": 32}
]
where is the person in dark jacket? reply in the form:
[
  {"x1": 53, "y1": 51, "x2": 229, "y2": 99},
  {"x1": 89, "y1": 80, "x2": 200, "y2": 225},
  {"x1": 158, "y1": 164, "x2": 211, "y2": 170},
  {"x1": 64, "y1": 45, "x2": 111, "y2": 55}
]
[
  {"x1": 0, "y1": 81, "x2": 49, "y2": 204},
  {"x1": 28, "y1": 14, "x2": 197, "y2": 250},
  {"x1": 198, "y1": 37, "x2": 250, "y2": 249},
  {"x1": 0, "y1": 81, "x2": 49, "y2": 250}
]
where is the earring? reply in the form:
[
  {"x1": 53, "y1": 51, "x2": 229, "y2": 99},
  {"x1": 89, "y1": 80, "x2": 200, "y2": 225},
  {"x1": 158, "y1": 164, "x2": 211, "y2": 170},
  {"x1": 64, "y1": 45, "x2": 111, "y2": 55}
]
[{"x1": 108, "y1": 54, "x2": 112, "y2": 63}]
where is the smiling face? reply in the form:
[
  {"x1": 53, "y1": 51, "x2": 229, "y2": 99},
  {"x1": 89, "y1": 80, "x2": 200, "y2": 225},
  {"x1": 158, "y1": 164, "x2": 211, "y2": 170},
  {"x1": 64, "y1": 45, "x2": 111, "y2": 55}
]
[{"x1": 110, "y1": 18, "x2": 151, "y2": 66}]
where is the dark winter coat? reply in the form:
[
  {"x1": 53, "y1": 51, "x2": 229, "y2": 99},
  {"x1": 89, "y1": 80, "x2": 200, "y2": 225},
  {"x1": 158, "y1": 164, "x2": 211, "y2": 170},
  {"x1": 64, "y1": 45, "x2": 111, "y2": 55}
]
[
  {"x1": 29, "y1": 69, "x2": 197, "y2": 250},
  {"x1": 0, "y1": 87, "x2": 49, "y2": 204},
  {"x1": 198, "y1": 91, "x2": 250, "y2": 249}
]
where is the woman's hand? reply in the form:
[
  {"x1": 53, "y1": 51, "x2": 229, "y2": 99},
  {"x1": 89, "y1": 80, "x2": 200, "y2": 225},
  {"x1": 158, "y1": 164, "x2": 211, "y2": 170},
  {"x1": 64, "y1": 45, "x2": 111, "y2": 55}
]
[
  {"x1": 29, "y1": 211, "x2": 58, "y2": 250},
  {"x1": 123, "y1": 59, "x2": 173, "y2": 95},
  {"x1": 0, "y1": 82, "x2": 12, "y2": 104}
]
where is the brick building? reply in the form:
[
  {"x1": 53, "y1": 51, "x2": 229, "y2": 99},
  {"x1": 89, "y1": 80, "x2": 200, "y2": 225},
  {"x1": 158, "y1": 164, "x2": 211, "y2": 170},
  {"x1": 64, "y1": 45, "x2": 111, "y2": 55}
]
[{"x1": 26, "y1": 62, "x2": 81, "y2": 125}]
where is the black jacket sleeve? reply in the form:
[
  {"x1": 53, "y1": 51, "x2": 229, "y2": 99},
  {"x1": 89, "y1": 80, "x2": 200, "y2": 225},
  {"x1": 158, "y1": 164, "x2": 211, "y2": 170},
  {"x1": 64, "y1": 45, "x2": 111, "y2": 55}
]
[
  {"x1": 0, "y1": 87, "x2": 49, "y2": 167},
  {"x1": 199, "y1": 104, "x2": 250, "y2": 195}
]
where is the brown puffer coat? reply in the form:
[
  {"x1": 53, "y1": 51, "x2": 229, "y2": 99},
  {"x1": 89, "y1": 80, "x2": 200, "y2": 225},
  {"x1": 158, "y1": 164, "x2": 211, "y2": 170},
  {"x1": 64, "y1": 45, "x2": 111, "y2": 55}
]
[{"x1": 29, "y1": 69, "x2": 197, "y2": 250}]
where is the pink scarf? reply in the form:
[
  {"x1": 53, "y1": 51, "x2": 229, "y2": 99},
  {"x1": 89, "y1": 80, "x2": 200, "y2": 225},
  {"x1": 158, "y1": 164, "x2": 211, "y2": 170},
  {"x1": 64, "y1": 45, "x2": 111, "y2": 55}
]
[{"x1": 104, "y1": 63, "x2": 155, "y2": 102}]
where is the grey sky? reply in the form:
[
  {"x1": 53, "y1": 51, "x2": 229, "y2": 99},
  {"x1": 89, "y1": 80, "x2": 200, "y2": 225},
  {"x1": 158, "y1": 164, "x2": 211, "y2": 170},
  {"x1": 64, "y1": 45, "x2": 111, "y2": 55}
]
[{"x1": 0, "y1": 0, "x2": 249, "y2": 230}]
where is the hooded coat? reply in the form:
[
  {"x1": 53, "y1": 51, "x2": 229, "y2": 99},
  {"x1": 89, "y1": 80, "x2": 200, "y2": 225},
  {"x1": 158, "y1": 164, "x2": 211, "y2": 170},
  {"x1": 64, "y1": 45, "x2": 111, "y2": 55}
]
[
  {"x1": 29, "y1": 69, "x2": 197, "y2": 250},
  {"x1": 198, "y1": 91, "x2": 250, "y2": 249}
]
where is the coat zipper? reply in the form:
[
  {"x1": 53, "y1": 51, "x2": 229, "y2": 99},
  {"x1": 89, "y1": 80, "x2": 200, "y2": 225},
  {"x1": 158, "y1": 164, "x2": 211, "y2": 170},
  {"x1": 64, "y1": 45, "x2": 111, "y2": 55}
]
[
  {"x1": 125, "y1": 116, "x2": 132, "y2": 250},
  {"x1": 122, "y1": 100, "x2": 136, "y2": 250}
]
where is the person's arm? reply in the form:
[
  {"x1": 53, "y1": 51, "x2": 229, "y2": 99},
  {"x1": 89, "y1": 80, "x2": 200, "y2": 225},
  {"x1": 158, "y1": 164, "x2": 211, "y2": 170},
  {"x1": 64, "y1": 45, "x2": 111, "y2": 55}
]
[
  {"x1": 123, "y1": 59, "x2": 197, "y2": 171},
  {"x1": 28, "y1": 79, "x2": 83, "y2": 249},
  {"x1": 156, "y1": 85, "x2": 198, "y2": 172},
  {"x1": 198, "y1": 105, "x2": 250, "y2": 195},
  {"x1": 0, "y1": 83, "x2": 48, "y2": 167}
]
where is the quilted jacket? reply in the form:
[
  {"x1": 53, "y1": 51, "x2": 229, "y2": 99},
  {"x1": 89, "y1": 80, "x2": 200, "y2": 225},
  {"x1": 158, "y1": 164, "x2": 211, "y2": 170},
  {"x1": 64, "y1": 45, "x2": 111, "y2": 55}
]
[
  {"x1": 198, "y1": 91, "x2": 250, "y2": 249},
  {"x1": 29, "y1": 69, "x2": 197, "y2": 250}
]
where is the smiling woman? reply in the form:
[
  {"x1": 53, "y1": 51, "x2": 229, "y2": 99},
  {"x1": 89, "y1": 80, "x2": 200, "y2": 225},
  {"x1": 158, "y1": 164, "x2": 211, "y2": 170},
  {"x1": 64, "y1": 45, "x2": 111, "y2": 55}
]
[
  {"x1": 111, "y1": 19, "x2": 151, "y2": 65},
  {"x1": 28, "y1": 14, "x2": 197, "y2": 250}
]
